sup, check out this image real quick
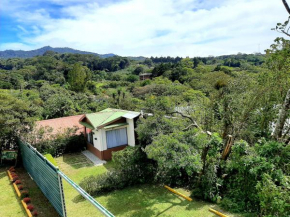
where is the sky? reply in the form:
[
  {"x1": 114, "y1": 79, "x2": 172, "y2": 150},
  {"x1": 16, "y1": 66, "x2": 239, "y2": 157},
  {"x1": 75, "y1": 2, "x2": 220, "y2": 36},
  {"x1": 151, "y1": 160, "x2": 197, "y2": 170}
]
[{"x1": 0, "y1": 0, "x2": 288, "y2": 57}]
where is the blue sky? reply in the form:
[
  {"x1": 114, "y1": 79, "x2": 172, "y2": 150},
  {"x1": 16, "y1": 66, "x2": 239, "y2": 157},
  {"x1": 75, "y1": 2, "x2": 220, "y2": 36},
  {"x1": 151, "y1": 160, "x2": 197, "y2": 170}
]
[{"x1": 0, "y1": 0, "x2": 288, "y2": 56}]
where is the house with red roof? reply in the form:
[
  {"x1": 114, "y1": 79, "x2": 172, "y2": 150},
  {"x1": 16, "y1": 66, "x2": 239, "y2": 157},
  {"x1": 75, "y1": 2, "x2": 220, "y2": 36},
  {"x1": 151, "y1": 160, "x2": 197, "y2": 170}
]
[
  {"x1": 35, "y1": 115, "x2": 85, "y2": 137},
  {"x1": 35, "y1": 108, "x2": 140, "y2": 160}
]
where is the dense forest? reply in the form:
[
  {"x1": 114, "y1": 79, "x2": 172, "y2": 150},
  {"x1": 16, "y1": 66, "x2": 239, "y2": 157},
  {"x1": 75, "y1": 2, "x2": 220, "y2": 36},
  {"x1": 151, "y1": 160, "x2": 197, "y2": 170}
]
[{"x1": 0, "y1": 37, "x2": 289, "y2": 216}]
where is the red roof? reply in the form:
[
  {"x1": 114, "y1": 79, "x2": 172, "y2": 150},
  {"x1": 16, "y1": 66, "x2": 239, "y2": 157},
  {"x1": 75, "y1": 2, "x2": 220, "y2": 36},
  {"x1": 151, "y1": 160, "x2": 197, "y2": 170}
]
[{"x1": 35, "y1": 115, "x2": 85, "y2": 136}]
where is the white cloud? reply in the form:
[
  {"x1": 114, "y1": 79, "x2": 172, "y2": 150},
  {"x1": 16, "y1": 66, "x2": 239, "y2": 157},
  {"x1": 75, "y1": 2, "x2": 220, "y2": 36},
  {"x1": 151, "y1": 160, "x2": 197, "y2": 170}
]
[
  {"x1": 0, "y1": 43, "x2": 36, "y2": 51},
  {"x1": 1, "y1": 0, "x2": 288, "y2": 56}
]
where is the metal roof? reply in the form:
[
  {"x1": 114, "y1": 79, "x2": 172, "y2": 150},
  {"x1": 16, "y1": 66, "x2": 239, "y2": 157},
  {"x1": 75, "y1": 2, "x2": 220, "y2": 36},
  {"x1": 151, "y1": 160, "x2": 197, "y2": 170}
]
[{"x1": 80, "y1": 108, "x2": 140, "y2": 129}]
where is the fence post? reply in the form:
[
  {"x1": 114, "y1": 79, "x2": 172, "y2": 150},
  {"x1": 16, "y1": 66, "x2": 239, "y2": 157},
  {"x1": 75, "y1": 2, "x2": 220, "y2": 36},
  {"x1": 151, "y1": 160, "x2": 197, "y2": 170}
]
[{"x1": 58, "y1": 171, "x2": 67, "y2": 217}]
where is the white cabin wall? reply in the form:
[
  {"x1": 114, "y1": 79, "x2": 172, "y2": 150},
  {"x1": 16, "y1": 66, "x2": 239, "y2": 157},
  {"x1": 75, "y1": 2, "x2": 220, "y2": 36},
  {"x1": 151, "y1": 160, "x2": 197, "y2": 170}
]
[
  {"x1": 127, "y1": 118, "x2": 135, "y2": 147},
  {"x1": 101, "y1": 128, "x2": 107, "y2": 151},
  {"x1": 92, "y1": 129, "x2": 103, "y2": 151}
]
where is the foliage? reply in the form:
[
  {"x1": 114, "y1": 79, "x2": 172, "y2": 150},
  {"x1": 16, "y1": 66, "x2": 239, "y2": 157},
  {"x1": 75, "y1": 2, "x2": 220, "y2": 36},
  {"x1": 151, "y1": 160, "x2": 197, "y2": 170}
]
[
  {"x1": 145, "y1": 129, "x2": 204, "y2": 185},
  {"x1": 221, "y1": 140, "x2": 289, "y2": 213},
  {"x1": 79, "y1": 146, "x2": 155, "y2": 195},
  {"x1": 133, "y1": 66, "x2": 144, "y2": 75},
  {"x1": 0, "y1": 91, "x2": 40, "y2": 149},
  {"x1": 68, "y1": 63, "x2": 91, "y2": 92},
  {"x1": 256, "y1": 174, "x2": 290, "y2": 216},
  {"x1": 0, "y1": 42, "x2": 289, "y2": 217},
  {"x1": 27, "y1": 127, "x2": 86, "y2": 156},
  {"x1": 136, "y1": 112, "x2": 184, "y2": 146}
]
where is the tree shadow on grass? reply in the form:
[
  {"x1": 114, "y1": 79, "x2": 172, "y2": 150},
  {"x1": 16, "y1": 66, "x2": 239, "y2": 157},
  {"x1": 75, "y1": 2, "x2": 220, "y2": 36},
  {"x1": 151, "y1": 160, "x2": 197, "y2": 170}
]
[
  {"x1": 92, "y1": 185, "x2": 208, "y2": 217},
  {"x1": 62, "y1": 153, "x2": 94, "y2": 169},
  {"x1": 70, "y1": 184, "x2": 220, "y2": 217},
  {"x1": 0, "y1": 170, "x2": 7, "y2": 179},
  {"x1": 72, "y1": 194, "x2": 86, "y2": 203},
  {"x1": 103, "y1": 161, "x2": 116, "y2": 171}
]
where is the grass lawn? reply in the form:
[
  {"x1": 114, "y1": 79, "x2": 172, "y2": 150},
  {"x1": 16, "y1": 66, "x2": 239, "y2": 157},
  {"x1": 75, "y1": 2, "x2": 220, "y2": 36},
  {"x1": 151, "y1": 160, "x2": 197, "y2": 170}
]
[
  {"x1": 0, "y1": 166, "x2": 59, "y2": 217},
  {"x1": 56, "y1": 153, "x2": 246, "y2": 217},
  {"x1": 0, "y1": 167, "x2": 24, "y2": 217}
]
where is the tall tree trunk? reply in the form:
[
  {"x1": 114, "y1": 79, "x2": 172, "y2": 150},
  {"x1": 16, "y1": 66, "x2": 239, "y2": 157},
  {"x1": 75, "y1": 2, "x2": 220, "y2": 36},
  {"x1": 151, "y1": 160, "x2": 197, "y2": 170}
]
[{"x1": 273, "y1": 88, "x2": 290, "y2": 140}]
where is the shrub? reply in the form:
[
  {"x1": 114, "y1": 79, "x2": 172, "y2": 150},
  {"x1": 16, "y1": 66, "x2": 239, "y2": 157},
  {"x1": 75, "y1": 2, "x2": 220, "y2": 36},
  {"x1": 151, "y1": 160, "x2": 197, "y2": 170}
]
[
  {"x1": 15, "y1": 180, "x2": 21, "y2": 185},
  {"x1": 31, "y1": 127, "x2": 86, "y2": 157},
  {"x1": 32, "y1": 210, "x2": 38, "y2": 216},
  {"x1": 256, "y1": 174, "x2": 290, "y2": 216},
  {"x1": 9, "y1": 168, "x2": 16, "y2": 172},
  {"x1": 20, "y1": 190, "x2": 29, "y2": 199},
  {"x1": 18, "y1": 185, "x2": 24, "y2": 190},
  {"x1": 23, "y1": 197, "x2": 31, "y2": 203},
  {"x1": 80, "y1": 146, "x2": 155, "y2": 195},
  {"x1": 12, "y1": 176, "x2": 19, "y2": 182},
  {"x1": 221, "y1": 140, "x2": 289, "y2": 214},
  {"x1": 26, "y1": 204, "x2": 34, "y2": 211},
  {"x1": 11, "y1": 173, "x2": 17, "y2": 177},
  {"x1": 64, "y1": 134, "x2": 86, "y2": 153}
]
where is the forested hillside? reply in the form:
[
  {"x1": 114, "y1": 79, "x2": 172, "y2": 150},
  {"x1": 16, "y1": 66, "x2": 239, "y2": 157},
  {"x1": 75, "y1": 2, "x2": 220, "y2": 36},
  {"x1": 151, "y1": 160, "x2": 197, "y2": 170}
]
[
  {"x1": 0, "y1": 39, "x2": 289, "y2": 216},
  {"x1": 0, "y1": 46, "x2": 115, "y2": 58}
]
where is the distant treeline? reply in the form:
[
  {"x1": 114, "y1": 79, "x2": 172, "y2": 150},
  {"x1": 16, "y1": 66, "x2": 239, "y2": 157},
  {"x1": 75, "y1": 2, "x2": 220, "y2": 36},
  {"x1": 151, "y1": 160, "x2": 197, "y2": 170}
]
[{"x1": 149, "y1": 53, "x2": 265, "y2": 67}]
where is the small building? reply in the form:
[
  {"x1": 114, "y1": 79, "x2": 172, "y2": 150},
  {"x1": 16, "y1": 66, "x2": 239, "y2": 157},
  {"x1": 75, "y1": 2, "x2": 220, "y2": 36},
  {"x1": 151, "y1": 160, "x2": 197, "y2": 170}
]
[
  {"x1": 139, "y1": 73, "x2": 152, "y2": 81},
  {"x1": 79, "y1": 108, "x2": 140, "y2": 160}
]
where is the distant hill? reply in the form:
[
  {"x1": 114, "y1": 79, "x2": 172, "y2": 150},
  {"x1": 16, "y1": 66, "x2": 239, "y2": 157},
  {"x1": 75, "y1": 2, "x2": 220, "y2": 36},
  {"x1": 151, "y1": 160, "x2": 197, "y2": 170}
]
[
  {"x1": 0, "y1": 46, "x2": 115, "y2": 59},
  {"x1": 127, "y1": 56, "x2": 146, "y2": 61}
]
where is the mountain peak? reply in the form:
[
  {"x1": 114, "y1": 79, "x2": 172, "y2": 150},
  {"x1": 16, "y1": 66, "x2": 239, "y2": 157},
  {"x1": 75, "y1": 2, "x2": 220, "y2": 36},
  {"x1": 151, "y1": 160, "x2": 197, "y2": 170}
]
[{"x1": 0, "y1": 46, "x2": 115, "y2": 59}]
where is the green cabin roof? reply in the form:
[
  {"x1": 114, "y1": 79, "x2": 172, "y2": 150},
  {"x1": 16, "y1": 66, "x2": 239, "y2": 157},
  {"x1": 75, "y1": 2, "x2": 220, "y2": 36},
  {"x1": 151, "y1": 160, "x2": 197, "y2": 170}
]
[{"x1": 79, "y1": 108, "x2": 140, "y2": 130}]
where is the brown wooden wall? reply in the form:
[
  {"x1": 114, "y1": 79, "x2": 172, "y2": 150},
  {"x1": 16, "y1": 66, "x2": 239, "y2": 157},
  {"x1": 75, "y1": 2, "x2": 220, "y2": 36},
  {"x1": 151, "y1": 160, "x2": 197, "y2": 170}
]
[{"x1": 87, "y1": 143, "x2": 127, "y2": 161}]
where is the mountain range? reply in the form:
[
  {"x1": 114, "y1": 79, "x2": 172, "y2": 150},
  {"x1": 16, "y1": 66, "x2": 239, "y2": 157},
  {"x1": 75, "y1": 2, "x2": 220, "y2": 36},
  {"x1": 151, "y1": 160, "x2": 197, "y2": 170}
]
[{"x1": 0, "y1": 46, "x2": 116, "y2": 59}]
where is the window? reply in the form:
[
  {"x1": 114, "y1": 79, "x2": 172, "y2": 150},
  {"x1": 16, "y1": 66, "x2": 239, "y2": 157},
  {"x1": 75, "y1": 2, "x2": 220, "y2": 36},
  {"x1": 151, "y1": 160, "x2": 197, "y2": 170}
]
[
  {"x1": 106, "y1": 128, "x2": 128, "y2": 149},
  {"x1": 87, "y1": 132, "x2": 94, "y2": 144}
]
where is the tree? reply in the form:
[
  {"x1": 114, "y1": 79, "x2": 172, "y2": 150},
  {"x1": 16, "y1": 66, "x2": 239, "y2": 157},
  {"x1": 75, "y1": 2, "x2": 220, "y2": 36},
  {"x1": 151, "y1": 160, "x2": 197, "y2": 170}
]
[
  {"x1": 144, "y1": 58, "x2": 153, "y2": 67},
  {"x1": 133, "y1": 66, "x2": 144, "y2": 75},
  {"x1": 0, "y1": 92, "x2": 40, "y2": 149},
  {"x1": 68, "y1": 63, "x2": 91, "y2": 92},
  {"x1": 265, "y1": 38, "x2": 290, "y2": 141},
  {"x1": 273, "y1": 89, "x2": 290, "y2": 140},
  {"x1": 43, "y1": 94, "x2": 75, "y2": 119},
  {"x1": 272, "y1": 1, "x2": 290, "y2": 36}
]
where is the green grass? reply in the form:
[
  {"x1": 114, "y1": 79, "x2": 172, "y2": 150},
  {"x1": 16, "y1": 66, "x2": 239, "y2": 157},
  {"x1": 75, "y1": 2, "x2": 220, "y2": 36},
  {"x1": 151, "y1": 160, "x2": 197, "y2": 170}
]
[
  {"x1": 55, "y1": 153, "x2": 245, "y2": 217},
  {"x1": 0, "y1": 166, "x2": 59, "y2": 217},
  {"x1": 0, "y1": 167, "x2": 24, "y2": 217},
  {"x1": 44, "y1": 154, "x2": 58, "y2": 166}
]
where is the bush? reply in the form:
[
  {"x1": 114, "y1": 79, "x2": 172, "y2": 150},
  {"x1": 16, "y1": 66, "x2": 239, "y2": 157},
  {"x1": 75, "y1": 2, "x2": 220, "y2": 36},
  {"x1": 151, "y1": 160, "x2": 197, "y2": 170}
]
[
  {"x1": 23, "y1": 197, "x2": 31, "y2": 203},
  {"x1": 9, "y1": 168, "x2": 16, "y2": 172},
  {"x1": 64, "y1": 134, "x2": 86, "y2": 153},
  {"x1": 31, "y1": 127, "x2": 86, "y2": 157},
  {"x1": 12, "y1": 176, "x2": 19, "y2": 182},
  {"x1": 221, "y1": 140, "x2": 290, "y2": 214},
  {"x1": 11, "y1": 173, "x2": 18, "y2": 178},
  {"x1": 20, "y1": 190, "x2": 29, "y2": 199},
  {"x1": 80, "y1": 146, "x2": 155, "y2": 195},
  {"x1": 18, "y1": 185, "x2": 24, "y2": 190},
  {"x1": 27, "y1": 204, "x2": 34, "y2": 211},
  {"x1": 15, "y1": 180, "x2": 21, "y2": 185},
  {"x1": 32, "y1": 210, "x2": 38, "y2": 216},
  {"x1": 126, "y1": 74, "x2": 139, "y2": 83},
  {"x1": 256, "y1": 174, "x2": 290, "y2": 216}
]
